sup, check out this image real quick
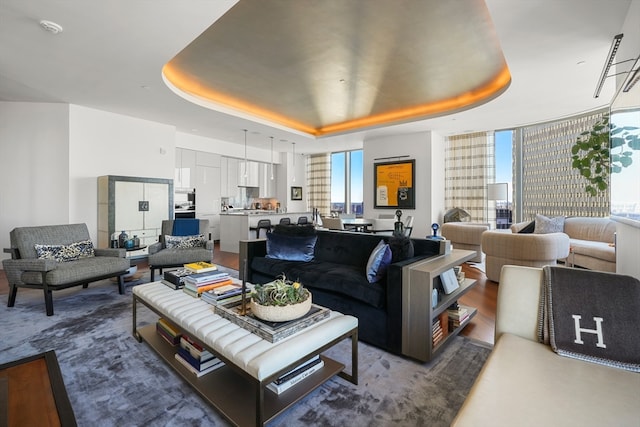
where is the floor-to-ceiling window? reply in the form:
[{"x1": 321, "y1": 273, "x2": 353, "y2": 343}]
[
  {"x1": 331, "y1": 150, "x2": 363, "y2": 216},
  {"x1": 495, "y1": 130, "x2": 513, "y2": 228}
]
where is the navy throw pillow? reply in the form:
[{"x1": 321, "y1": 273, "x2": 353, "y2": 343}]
[
  {"x1": 518, "y1": 221, "x2": 536, "y2": 234},
  {"x1": 389, "y1": 236, "x2": 415, "y2": 263},
  {"x1": 266, "y1": 232, "x2": 317, "y2": 262}
]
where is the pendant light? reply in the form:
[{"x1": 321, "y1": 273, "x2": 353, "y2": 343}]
[
  {"x1": 270, "y1": 136, "x2": 274, "y2": 180},
  {"x1": 292, "y1": 142, "x2": 296, "y2": 183},
  {"x1": 243, "y1": 129, "x2": 248, "y2": 179}
]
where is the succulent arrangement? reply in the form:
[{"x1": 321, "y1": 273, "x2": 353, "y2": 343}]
[{"x1": 251, "y1": 274, "x2": 309, "y2": 306}]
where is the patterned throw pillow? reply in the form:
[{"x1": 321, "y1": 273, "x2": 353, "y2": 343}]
[
  {"x1": 534, "y1": 214, "x2": 565, "y2": 234},
  {"x1": 164, "y1": 234, "x2": 206, "y2": 249},
  {"x1": 35, "y1": 240, "x2": 95, "y2": 262}
]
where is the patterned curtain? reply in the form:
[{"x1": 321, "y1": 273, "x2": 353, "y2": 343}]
[
  {"x1": 444, "y1": 132, "x2": 495, "y2": 224},
  {"x1": 521, "y1": 110, "x2": 609, "y2": 220},
  {"x1": 306, "y1": 153, "x2": 331, "y2": 217}
]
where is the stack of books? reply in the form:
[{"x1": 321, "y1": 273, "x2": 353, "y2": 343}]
[
  {"x1": 161, "y1": 269, "x2": 192, "y2": 290},
  {"x1": 174, "y1": 334, "x2": 224, "y2": 377},
  {"x1": 183, "y1": 261, "x2": 217, "y2": 274},
  {"x1": 432, "y1": 318, "x2": 444, "y2": 347},
  {"x1": 201, "y1": 283, "x2": 249, "y2": 306},
  {"x1": 182, "y1": 271, "x2": 233, "y2": 298},
  {"x1": 447, "y1": 302, "x2": 469, "y2": 329},
  {"x1": 156, "y1": 318, "x2": 181, "y2": 346},
  {"x1": 267, "y1": 355, "x2": 324, "y2": 395}
]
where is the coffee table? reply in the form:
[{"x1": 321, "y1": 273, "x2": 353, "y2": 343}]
[{"x1": 132, "y1": 282, "x2": 358, "y2": 426}]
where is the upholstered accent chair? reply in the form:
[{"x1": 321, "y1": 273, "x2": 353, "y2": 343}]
[
  {"x1": 147, "y1": 219, "x2": 213, "y2": 281},
  {"x1": 441, "y1": 222, "x2": 489, "y2": 263}
]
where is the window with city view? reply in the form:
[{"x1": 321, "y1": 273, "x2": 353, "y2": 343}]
[{"x1": 331, "y1": 150, "x2": 363, "y2": 215}]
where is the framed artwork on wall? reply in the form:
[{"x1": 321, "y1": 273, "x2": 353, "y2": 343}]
[
  {"x1": 291, "y1": 186, "x2": 302, "y2": 200},
  {"x1": 374, "y1": 159, "x2": 415, "y2": 209}
]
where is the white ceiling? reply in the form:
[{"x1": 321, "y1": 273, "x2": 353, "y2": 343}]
[{"x1": 0, "y1": 0, "x2": 634, "y2": 154}]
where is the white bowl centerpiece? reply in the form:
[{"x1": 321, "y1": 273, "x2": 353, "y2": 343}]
[{"x1": 250, "y1": 274, "x2": 311, "y2": 322}]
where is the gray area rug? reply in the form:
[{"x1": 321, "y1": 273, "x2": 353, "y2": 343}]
[{"x1": 0, "y1": 267, "x2": 491, "y2": 426}]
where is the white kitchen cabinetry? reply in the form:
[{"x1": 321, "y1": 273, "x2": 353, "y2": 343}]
[
  {"x1": 195, "y1": 165, "x2": 221, "y2": 241},
  {"x1": 175, "y1": 148, "x2": 196, "y2": 190},
  {"x1": 98, "y1": 175, "x2": 173, "y2": 256},
  {"x1": 258, "y1": 163, "x2": 277, "y2": 198},
  {"x1": 227, "y1": 158, "x2": 239, "y2": 198},
  {"x1": 238, "y1": 160, "x2": 259, "y2": 187}
]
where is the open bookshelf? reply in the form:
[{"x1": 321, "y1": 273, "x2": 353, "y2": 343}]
[{"x1": 401, "y1": 249, "x2": 478, "y2": 362}]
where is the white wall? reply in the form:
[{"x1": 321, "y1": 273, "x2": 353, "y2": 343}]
[
  {"x1": 363, "y1": 131, "x2": 446, "y2": 239},
  {"x1": 68, "y1": 105, "x2": 176, "y2": 240},
  {"x1": 0, "y1": 102, "x2": 71, "y2": 258}
]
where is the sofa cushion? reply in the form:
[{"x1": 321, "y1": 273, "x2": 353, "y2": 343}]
[
  {"x1": 313, "y1": 231, "x2": 384, "y2": 267},
  {"x1": 250, "y1": 257, "x2": 385, "y2": 308},
  {"x1": 534, "y1": 214, "x2": 565, "y2": 234},
  {"x1": 34, "y1": 240, "x2": 95, "y2": 262},
  {"x1": 569, "y1": 239, "x2": 616, "y2": 263},
  {"x1": 265, "y1": 232, "x2": 317, "y2": 262},
  {"x1": 272, "y1": 224, "x2": 317, "y2": 236},
  {"x1": 21, "y1": 256, "x2": 130, "y2": 286},
  {"x1": 564, "y1": 217, "x2": 616, "y2": 243},
  {"x1": 165, "y1": 234, "x2": 206, "y2": 249},
  {"x1": 366, "y1": 240, "x2": 392, "y2": 283}
]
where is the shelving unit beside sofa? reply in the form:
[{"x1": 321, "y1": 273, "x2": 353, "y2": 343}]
[{"x1": 401, "y1": 248, "x2": 477, "y2": 362}]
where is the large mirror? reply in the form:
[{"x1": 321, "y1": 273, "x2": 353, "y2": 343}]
[{"x1": 610, "y1": 56, "x2": 640, "y2": 225}]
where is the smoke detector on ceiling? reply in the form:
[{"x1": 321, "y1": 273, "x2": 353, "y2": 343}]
[{"x1": 39, "y1": 20, "x2": 63, "y2": 35}]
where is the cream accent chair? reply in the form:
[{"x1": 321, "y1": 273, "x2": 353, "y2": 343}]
[
  {"x1": 440, "y1": 222, "x2": 489, "y2": 263},
  {"x1": 481, "y1": 230, "x2": 570, "y2": 282},
  {"x1": 321, "y1": 217, "x2": 344, "y2": 230}
]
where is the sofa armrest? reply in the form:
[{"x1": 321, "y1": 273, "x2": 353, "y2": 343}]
[
  {"x1": 3, "y1": 258, "x2": 58, "y2": 272},
  {"x1": 239, "y1": 239, "x2": 267, "y2": 282},
  {"x1": 495, "y1": 265, "x2": 544, "y2": 343},
  {"x1": 94, "y1": 248, "x2": 126, "y2": 258},
  {"x1": 205, "y1": 240, "x2": 214, "y2": 251},
  {"x1": 148, "y1": 242, "x2": 163, "y2": 255}
]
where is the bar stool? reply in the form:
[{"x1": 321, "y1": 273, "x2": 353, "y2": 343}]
[
  {"x1": 251, "y1": 219, "x2": 272, "y2": 238},
  {"x1": 279, "y1": 217, "x2": 291, "y2": 225},
  {"x1": 297, "y1": 216, "x2": 308, "y2": 225}
]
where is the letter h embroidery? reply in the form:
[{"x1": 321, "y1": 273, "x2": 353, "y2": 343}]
[{"x1": 572, "y1": 315, "x2": 606, "y2": 348}]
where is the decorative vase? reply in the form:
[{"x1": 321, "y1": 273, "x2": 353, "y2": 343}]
[
  {"x1": 118, "y1": 231, "x2": 128, "y2": 248},
  {"x1": 250, "y1": 294, "x2": 312, "y2": 322}
]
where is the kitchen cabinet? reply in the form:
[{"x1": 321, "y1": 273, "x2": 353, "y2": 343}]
[
  {"x1": 195, "y1": 165, "x2": 221, "y2": 241},
  {"x1": 98, "y1": 175, "x2": 173, "y2": 256},
  {"x1": 259, "y1": 163, "x2": 277, "y2": 197},
  {"x1": 227, "y1": 158, "x2": 239, "y2": 197},
  {"x1": 175, "y1": 148, "x2": 196, "y2": 190},
  {"x1": 239, "y1": 160, "x2": 259, "y2": 187}
]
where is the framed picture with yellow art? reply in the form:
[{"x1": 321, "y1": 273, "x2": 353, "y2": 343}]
[{"x1": 374, "y1": 159, "x2": 415, "y2": 209}]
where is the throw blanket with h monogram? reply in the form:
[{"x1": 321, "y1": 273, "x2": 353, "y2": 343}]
[{"x1": 539, "y1": 266, "x2": 640, "y2": 372}]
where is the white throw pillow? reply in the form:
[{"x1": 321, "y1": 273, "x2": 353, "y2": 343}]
[{"x1": 534, "y1": 214, "x2": 565, "y2": 234}]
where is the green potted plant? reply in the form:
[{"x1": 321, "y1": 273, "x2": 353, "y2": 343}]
[
  {"x1": 250, "y1": 274, "x2": 311, "y2": 322},
  {"x1": 571, "y1": 115, "x2": 640, "y2": 196}
]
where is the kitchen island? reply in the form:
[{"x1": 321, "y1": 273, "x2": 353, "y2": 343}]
[{"x1": 219, "y1": 211, "x2": 312, "y2": 253}]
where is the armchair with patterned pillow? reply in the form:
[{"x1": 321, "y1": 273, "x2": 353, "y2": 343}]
[{"x1": 147, "y1": 219, "x2": 214, "y2": 281}]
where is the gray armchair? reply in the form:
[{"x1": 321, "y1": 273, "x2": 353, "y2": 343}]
[
  {"x1": 3, "y1": 223, "x2": 130, "y2": 316},
  {"x1": 147, "y1": 219, "x2": 214, "y2": 281}
]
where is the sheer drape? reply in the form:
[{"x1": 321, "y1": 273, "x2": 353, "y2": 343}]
[
  {"x1": 445, "y1": 132, "x2": 495, "y2": 224},
  {"x1": 521, "y1": 110, "x2": 609, "y2": 220},
  {"x1": 306, "y1": 153, "x2": 331, "y2": 217}
]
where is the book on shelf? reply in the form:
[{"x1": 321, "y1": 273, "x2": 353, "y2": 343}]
[
  {"x1": 183, "y1": 261, "x2": 217, "y2": 274},
  {"x1": 183, "y1": 279, "x2": 234, "y2": 298},
  {"x1": 183, "y1": 271, "x2": 230, "y2": 285},
  {"x1": 163, "y1": 269, "x2": 192, "y2": 288},
  {"x1": 274, "y1": 355, "x2": 321, "y2": 385},
  {"x1": 439, "y1": 311, "x2": 450, "y2": 336},
  {"x1": 174, "y1": 353, "x2": 224, "y2": 377},
  {"x1": 267, "y1": 359, "x2": 325, "y2": 395},
  {"x1": 179, "y1": 334, "x2": 213, "y2": 360},
  {"x1": 176, "y1": 347, "x2": 220, "y2": 371},
  {"x1": 156, "y1": 319, "x2": 181, "y2": 346},
  {"x1": 201, "y1": 291, "x2": 247, "y2": 306},
  {"x1": 214, "y1": 300, "x2": 330, "y2": 343}
]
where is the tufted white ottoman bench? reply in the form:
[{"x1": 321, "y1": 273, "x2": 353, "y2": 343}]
[{"x1": 132, "y1": 282, "x2": 358, "y2": 426}]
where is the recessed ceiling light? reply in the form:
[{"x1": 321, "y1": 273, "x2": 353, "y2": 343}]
[{"x1": 39, "y1": 20, "x2": 63, "y2": 35}]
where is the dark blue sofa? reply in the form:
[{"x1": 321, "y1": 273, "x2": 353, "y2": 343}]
[{"x1": 239, "y1": 229, "x2": 443, "y2": 355}]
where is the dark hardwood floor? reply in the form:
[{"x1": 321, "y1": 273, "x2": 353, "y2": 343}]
[{"x1": 0, "y1": 243, "x2": 498, "y2": 345}]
